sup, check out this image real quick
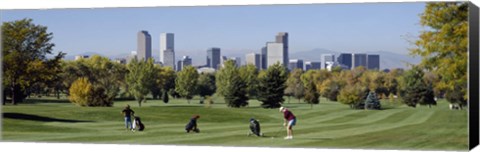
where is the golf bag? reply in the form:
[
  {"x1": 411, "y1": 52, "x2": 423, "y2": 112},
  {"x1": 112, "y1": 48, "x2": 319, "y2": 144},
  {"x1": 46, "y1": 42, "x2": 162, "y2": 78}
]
[
  {"x1": 249, "y1": 119, "x2": 262, "y2": 136},
  {"x1": 133, "y1": 116, "x2": 145, "y2": 131}
]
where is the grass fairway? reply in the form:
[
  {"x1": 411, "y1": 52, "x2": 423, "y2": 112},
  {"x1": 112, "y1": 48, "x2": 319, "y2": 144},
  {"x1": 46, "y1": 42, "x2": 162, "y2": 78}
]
[{"x1": 1, "y1": 97, "x2": 468, "y2": 151}]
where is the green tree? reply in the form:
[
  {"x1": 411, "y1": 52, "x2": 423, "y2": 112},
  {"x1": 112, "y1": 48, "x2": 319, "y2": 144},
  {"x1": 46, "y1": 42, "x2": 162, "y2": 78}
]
[
  {"x1": 257, "y1": 63, "x2": 288, "y2": 108},
  {"x1": 159, "y1": 66, "x2": 176, "y2": 100},
  {"x1": 285, "y1": 69, "x2": 305, "y2": 103},
  {"x1": 338, "y1": 84, "x2": 367, "y2": 109},
  {"x1": 198, "y1": 73, "x2": 216, "y2": 99},
  {"x1": 175, "y1": 66, "x2": 199, "y2": 103},
  {"x1": 239, "y1": 64, "x2": 259, "y2": 98},
  {"x1": 2, "y1": 18, "x2": 65, "y2": 105},
  {"x1": 216, "y1": 60, "x2": 248, "y2": 107},
  {"x1": 402, "y1": 67, "x2": 437, "y2": 108},
  {"x1": 302, "y1": 71, "x2": 320, "y2": 108},
  {"x1": 126, "y1": 58, "x2": 156, "y2": 107},
  {"x1": 365, "y1": 92, "x2": 381, "y2": 110},
  {"x1": 410, "y1": 2, "x2": 468, "y2": 104}
]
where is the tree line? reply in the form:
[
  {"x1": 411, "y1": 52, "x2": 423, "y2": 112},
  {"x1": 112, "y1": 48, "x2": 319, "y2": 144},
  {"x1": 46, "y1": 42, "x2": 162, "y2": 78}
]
[{"x1": 2, "y1": 2, "x2": 468, "y2": 109}]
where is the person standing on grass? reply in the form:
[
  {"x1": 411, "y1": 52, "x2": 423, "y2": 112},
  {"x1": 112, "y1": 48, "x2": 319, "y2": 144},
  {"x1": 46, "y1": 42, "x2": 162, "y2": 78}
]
[
  {"x1": 279, "y1": 107, "x2": 296, "y2": 139},
  {"x1": 121, "y1": 105, "x2": 135, "y2": 131}
]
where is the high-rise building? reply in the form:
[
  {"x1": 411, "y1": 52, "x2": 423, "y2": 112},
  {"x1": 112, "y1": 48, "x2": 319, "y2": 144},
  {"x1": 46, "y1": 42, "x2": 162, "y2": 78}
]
[
  {"x1": 163, "y1": 49, "x2": 175, "y2": 68},
  {"x1": 137, "y1": 30, "x2": 152, "y2": 61},
  {"x1": 261, "y1": 47, "x2": 267, "y2": 70},
  {"x1": 322, "y1": 54, "x2": 335, "y2": 69},
  {"x1": 160, "y1": 33, "x2": 175, "y2": 67},
  {"x1": 367, "y1": 54, "x2": 380, "y2": 70},
  {"x1": 305, "y1": 61, "x2": 321, "y2": 71},
  {"x1": 275, "y1": 32, "x2": 289, "y2": 67},
  {"x1": 288, "y1": 59, "x2": 304, "y2": 71},
  {"x1": 352, "y1": 53, "x2": 367, "y2": 69},
  {"x1": 207, "y1": 47, "x2": 221, "y2": 69},
  {"x1": 266, "y1": 42, "x2": 286, "y2": 67},
  {"x1": 177, "y1": 56, "x2": 192, "y2": 71},
  {"x1": 337, "y1": 53, "x2": 353, "y2": 69},
  {"x1": 246, "y1": 53, "x2": 261, "y2": 69}
]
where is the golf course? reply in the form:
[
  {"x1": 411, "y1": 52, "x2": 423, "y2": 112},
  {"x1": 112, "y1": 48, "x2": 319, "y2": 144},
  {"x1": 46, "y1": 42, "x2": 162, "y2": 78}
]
[{"x1": 1, "y1": 96, "x2": 468, "y2": 151}]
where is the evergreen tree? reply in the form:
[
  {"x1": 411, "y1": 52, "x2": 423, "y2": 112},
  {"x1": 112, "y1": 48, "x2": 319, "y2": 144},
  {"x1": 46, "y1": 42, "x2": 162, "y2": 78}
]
[
  {"x1": 365, "y1": 92, "x2": 381, "y2": 110},
  {"x1": 216, "y1": 60, "x2": 249, "y2": 107},
  {"x1": 402, "y1": 67, "x2": 436, "y2": 108},
  {"x1": 257, "y1": 63, "x2": 288, "y2": 108},
  {"x1": 162, "y1": 90, "x2": 169, "y2": 104}
]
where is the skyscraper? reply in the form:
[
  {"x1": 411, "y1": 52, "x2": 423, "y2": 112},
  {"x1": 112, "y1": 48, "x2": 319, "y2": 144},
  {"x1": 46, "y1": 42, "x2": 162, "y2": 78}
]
[
  {"x1": 367, "y1": 54, "x2": 380, "y2": 70},
  {"x1": 322, "y1": 54, "x2": 335, "y2": 69},
  {"x1": 266, "y1": 42, "x2": 286, "y2": 67},
  {"x1": 246, "y1": 53, "x2": 261, "y2": 69},
  {"x1": 275, "y1": 32, "x2": 289, "y2": 67},
  {"x1": 160, "y1": 33, "x2": 175, "y2": 68},
  {"x1": 337, "y1": 53, "x2": 353, "y2": 69},
  {"x1": 352, "y1": 53, "x2": 367, "y2": 69},
  {"x1": 137, "y1": 30, "x2": 152, "y2": 61},
  {"x1": 261, "y1": 47, "x2": 267, "y2": 70},
  {"x1": 163, "y1": 49, "x2": 175, "y2": 68},
  {"x1": 207, "y1": 47, "x2": 221, "y2": 69}
]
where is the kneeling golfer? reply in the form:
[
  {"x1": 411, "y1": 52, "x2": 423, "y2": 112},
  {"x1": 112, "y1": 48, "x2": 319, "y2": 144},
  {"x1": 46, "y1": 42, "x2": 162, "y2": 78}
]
[
  {"x1": 279, "y1": 107, "x2": 296, "y2": 139},
  {"x1": 185, "y1": 115, "x2": 200, "y2": 133}
]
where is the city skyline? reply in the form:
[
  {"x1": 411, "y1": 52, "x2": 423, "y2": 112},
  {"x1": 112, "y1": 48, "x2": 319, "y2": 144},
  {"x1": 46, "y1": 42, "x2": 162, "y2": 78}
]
[{"x1": 1, "y1": 3, "x2": 425, "y2": 63}]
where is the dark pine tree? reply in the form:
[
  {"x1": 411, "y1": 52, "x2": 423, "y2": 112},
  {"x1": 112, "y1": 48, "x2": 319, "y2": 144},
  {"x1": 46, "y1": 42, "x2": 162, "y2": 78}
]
[{"x1": 257, "y1": 63, "x2": 288, "y2": 108}]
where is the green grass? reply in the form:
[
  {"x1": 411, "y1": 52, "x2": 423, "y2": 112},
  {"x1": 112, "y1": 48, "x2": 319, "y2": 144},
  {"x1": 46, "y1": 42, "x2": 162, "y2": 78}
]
[{"x1": 1, "y1": 97, "x2": 468, "y2": 151}]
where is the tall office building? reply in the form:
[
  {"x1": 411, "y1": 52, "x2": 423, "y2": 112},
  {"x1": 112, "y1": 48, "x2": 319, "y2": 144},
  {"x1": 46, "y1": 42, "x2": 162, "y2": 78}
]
[
  {"x1": 322, "y1": 54, "x2": 335, "y2": 69},
  {"x1": 261, "y1": 47, "x2": 267, "y2": 70},
  {"x1": 367, "y1": 54, "x2": 380, "y2": 70},
  {"x1": 266, "y1": 42, "x2": 286, "y2": 67},
  {"x1": 246, "y1": 53, "x2": 261, "y2": 69},
  {"x1": 177, "y1": 56, "x2": 192, "y2": 71},
  {"x1": 337, "y1": 53, "x2": 353, "y2": 69},
  {"x1": 160, "y1": 33, "x2": 175, "y2": 67},
  {"x1": 137, "y1": 30, "x2": 152, "y2": 61},
  {"x1": 207, "y1": 47, "x2": 221, "y2": 69},
  {"x1": 288, "y1": 59, "x2": 304, "y2": 71},
  {"x1": 352, "y1": 53, "x2": 367, "y2": 69},
  {"x1": 163, "y1": 49, "x2": 175, "y2": 68},
  {"x1": 275, "y1": 32, "x2": 289, "y2": 67},
  {"x1": 305, "y1": 61, "x2": 321, "y2": 71}
]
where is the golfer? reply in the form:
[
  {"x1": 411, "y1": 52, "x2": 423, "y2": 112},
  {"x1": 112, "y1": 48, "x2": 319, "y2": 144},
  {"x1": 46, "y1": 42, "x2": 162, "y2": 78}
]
[
  {"x1": 279, "y1": 107, "x2": 296, "y2": 139},
  {"x1": 121, "y1": 105, "x2": 135, "y2": 131},
  {"x1": 185, "y1": 115, "x2": 200, "y2": 133}
]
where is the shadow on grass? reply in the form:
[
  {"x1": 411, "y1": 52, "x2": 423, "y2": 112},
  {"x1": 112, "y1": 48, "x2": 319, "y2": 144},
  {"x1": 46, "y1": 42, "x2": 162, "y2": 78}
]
[{"x1": 2, "y1": 112, "x2": 94, "y2": 123}]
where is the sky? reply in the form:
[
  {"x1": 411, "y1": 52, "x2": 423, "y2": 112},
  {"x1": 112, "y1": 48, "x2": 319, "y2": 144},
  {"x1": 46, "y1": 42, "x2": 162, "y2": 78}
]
[{"x1": 1, "y1": 2, "x2": 426, "y2": 62}]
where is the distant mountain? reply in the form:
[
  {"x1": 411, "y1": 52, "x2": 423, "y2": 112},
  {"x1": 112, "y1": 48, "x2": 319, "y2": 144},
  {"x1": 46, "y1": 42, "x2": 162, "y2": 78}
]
[{"x1": 291, "y1": 49, "x2": 421, "y2": 70}]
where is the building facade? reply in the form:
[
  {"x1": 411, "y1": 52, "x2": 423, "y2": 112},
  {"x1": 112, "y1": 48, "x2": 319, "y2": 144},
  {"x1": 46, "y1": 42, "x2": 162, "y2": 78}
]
[
  {"x1": 288, "y1": 59, "x2": 304, "y2": 71},
  {"x1": 160, "y1": 33, "x2": 175, "y2": 65},
  {"x1": 322, "y1": 54, "x2": 335, "y2": 69},
  {"x1": 177, "y1": 56, "x2": 192, "y2": 71},
  {"x1": 367, "y1": 54, "x2": 380, "y2": 70},
  {"x1": 305, "y1": 61, "x2": 321, "y2": 71},
  {"x1": 137, "y1": 30, "x2": 152, "y2": 61},
  {"x1": 207, "y1": 47, "x2": 221, "y2": 69},
  {"x1": 261, "y1": 47, "x2": 267, "y2": 70},
  {"x1": 246, "y1": 53, "x2": 261, "y2": 69},
  {"x1": 352, "y1": 53, "x2": 367, "y2": 69},
  {"x1": 275, "y1": 32, "x2": 289, "y2": 68},
  {"x1": 337, "y1": 53, "x2": 352, "y2": 69},
  {"x1": 266, "y1": 42, "x2": 286, "y2": 67}
]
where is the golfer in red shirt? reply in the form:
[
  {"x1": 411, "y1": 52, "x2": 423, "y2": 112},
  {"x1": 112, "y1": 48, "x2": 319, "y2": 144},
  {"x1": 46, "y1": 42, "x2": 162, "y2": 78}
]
[{"x1": 279, "y1": 107, "x2": 296, "y2": 139}]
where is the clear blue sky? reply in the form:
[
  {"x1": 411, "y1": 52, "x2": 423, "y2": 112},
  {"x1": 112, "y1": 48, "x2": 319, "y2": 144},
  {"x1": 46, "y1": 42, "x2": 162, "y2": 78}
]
[{"x1": 1, "y1": 2, "x2": 425, "y2": 61}]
